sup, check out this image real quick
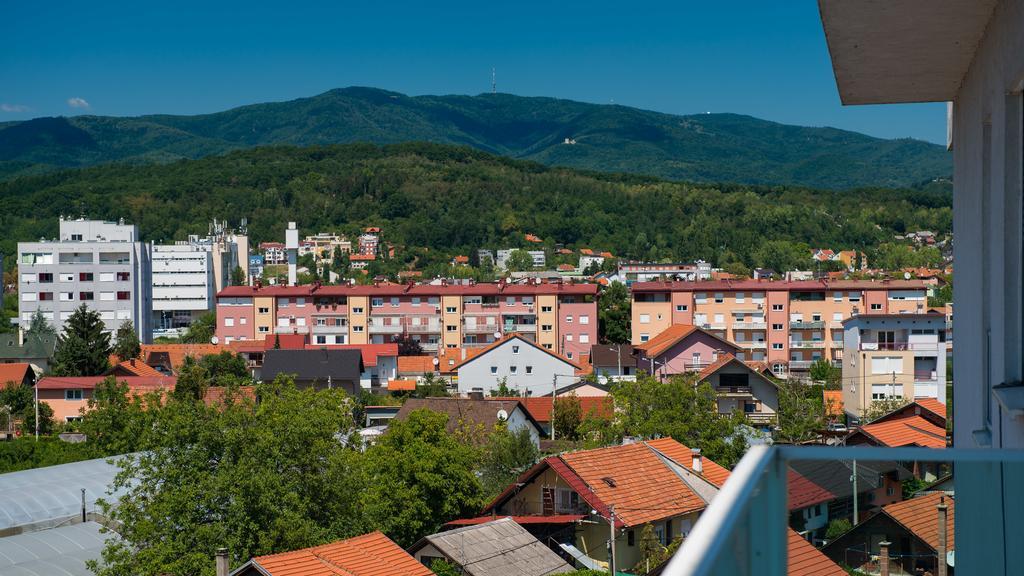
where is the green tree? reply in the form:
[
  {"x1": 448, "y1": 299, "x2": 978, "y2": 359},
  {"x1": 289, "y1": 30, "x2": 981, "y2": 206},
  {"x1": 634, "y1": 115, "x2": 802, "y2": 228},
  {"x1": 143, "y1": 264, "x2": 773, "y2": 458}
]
[
  {"x1": 360, "y1": 409, "x2": 484, "y2": 547},
  {"x1": 79, "y1": 376, "x2": 156, "y2": 456},
  {"x1": 505, "y1": 249, "x2": 534, "y2": 272},
  {"x1": 25, "y1": 309, "x2": 57, "y2": 341},
  {"x1": 91, "y1": 376, "x2": 363, "y2": 576},
  {"x1": 753, "y1": 240, "x2": 812, "y2": 273},
  {"x1": 198, "y1": 351, "x2": 251, "y2": 387},
  {"x1": 430, "y1": 559, "x2": 461, "y2": 576},
  {"x1": 610, "y1": 374, "x2": 748, "y2": 468},
  {"x1": 478, "y1": 425, "x2": 540, "y2": 499},
  {"x1": 21, "y1": 401, "x2": 55, "y2": 437},
  {"x1": 826, "y1": 518, "x2": 853, "y2": 540},
  {"x1": 181, "y1": 312, "x2": 216, "y2": 344},
  {"x1": 488, "y1": 377, "x2": 520, "y2": 397},
  {"x1": 861, "y1": 397, "x2": 908, "y2": 423},
  {"x1": 809, "y1": 359, "x2": 841, "y2": 389},
  {"x1": 52, "y1": 304, "x2": 112, "y2": 377},
  {"x1": 776, "y1": 379, "x2": 825, "y2": 444},
  {"x1": 113, "y1": 320, "x2": 141, "y2": 362},
  {"x1": 598, "y1": 281, "x2": 630, "y2": 344},
  {"x1": 412, "y1": 373, "x2": 450, "y2": 398},
  {"x1": 552, "y1": 394, "x2": 582, "y2": 440},
  {"x1": 173, "y1": 356, "x2": 209, "y2": 401},
  {"x1": 230, "y1": 265, "x2": 246, "y2": 286},
  {"x1": 0, "y1": 383, "x2": 55, "y2": 436}
]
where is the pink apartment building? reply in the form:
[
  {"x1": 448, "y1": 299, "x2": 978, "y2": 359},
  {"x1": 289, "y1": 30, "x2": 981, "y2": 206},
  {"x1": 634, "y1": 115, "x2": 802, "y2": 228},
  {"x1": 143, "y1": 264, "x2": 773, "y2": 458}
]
[{"x1": 215, "y1": 282, "x2": 598, "y2": 360}]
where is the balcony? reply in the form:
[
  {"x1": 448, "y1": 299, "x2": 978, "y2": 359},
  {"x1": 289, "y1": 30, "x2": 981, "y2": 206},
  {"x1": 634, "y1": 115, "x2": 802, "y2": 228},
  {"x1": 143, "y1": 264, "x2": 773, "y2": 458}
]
[
  {"x1": 716, "y1": 386, "x2": 752, "y2": 396},
  {"x1": 312, "y1": 324, "x2": 348, "y2": 335},
  {"x1": 736, "y1": 341, "x2": 767, "y2": 349},
  {"x1": 732, "y1": 321, "x2": 767, "y2": 330},
  {"x1": 914, "y1": 370, "x2": 938, "y2": 382},
  {"x1": 860, "y1": 341, "x2": 942, "y2": 352},
  {"x1": 503, "y1": 323, "x2": 538, "y2": 333},
  {"x1": 274, "y1": 325, "x2": 309, "y2": 334},
  {"x1": 789, "y1": 340, "x2": 825, "y2": 349},
  {"x1": 662, "y1": 446, "x2": 1021, "y2": 576},
  {"x1": 405, "y1": 321, "x2": 441, "y2": 334},
  {"x1": 464, "y1": 323, "x2": 499, "y2": 334},
  {"x1": 699, "y1": 323, "x2": 728, "y2": 331},
  {"x1": 789, "y1": 321, "x2": 825, "y2": 330},
  {"x1": 367, "y1": 322, "x2": 403, "y2": 334},
  {"x1": 787, "y1": 360, "x2": 813, "y2": 370}
]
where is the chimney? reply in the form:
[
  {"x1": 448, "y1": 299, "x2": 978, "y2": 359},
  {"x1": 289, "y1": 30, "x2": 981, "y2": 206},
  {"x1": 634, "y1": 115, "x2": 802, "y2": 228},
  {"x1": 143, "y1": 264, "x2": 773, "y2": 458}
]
[
  {"x1": 216, "y1": 548, "x2": 230, "y2": 576},
  {"x1": 691, "y1": 448, "x2": 703, "y2": 474},
  {"x1": 937, "y1": 497, "x2": 948, "y2": 576},
  {"x1": 878, "y1": 541, "x2": 891, "y2": 576}
]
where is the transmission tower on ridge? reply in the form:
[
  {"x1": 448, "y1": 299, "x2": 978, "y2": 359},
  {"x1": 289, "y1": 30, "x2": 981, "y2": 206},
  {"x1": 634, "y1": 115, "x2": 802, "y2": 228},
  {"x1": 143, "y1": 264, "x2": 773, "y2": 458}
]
[{"x1": 491, "y1": 67, "x2": 496, "y2": 94}]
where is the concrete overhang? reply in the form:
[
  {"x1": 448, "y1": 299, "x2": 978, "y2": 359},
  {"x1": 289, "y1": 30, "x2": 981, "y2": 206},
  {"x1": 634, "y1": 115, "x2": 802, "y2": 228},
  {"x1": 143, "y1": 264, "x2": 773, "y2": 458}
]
[{"x1": 818, "y1": 0, "x2": 998, "y2": 104}]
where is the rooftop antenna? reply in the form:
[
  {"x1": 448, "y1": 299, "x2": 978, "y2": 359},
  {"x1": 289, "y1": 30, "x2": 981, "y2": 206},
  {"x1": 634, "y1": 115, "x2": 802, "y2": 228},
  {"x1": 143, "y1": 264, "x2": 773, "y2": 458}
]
[{"x1": 491, "y1": 67, "x2": 496, "y2": 94}]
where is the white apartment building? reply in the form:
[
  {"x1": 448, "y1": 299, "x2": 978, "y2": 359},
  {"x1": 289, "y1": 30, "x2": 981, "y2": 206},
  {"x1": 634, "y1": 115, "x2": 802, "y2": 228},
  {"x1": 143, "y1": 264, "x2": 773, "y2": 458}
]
[
  {"x1": 496, "y1": 249, "x2": 546, "y2": 270},
  {"x1": 18, "y1": 218, "x2": 152, "y2": 343}
]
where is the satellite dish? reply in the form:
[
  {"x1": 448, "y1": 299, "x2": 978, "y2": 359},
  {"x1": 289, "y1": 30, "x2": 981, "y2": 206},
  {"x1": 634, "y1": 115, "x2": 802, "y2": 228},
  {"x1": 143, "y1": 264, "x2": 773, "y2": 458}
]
[
  {"x1": 904, "y1": 272, "x2": 912, "y2": 280},
  {"x1": 946, "y1": 551, "x2": 954, "y2": 567},
  {"x1": 494, "y1": 331, "x2": 502, "y2": 340},
  {"x1": 210, "y1": 336, "x2": 219, "y2": 345},
  {"x1": 496, "y1": 409, "x2": 509, "y2": 421},
  {"x1": 432, "y1": 357, "x2": 440, "y2": 366}
]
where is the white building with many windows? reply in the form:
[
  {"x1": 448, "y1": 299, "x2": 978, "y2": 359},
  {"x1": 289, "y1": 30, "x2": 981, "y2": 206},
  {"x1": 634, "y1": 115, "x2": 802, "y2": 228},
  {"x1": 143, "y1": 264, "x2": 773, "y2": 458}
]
[{"x1": 18, "y1": 218, "x2": 152, "y2": 342}]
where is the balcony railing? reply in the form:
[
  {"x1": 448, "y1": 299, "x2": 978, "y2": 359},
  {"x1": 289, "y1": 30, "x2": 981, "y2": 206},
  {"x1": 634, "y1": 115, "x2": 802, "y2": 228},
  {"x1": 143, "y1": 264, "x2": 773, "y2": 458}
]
[
  {"x1": 736, "y1": 341, "x2": 767, "y2": 349},
  {"x1": 789, "y1": 321, "x2": 825, "y2": 329},
  {"x1": 367, "y1": 322, "x2": 403, "y2": 334},
  {"x1": 699, "y1": 323, "x2": 728, "y2": 331},
  {"x1": 787, "y1": 360, "x2": 813, "y2": 370},
  {"x1": 464, "y1": 323, "x2": 499, "y2": 334},
  {"x1": 312, "y1": 324, "x2": 348, "y2": 335},
  {"x1": 789, "y1": 340, "x2": 825, "y2": 349},
  {"x1": 662, "y1": 446, "x2": 1023, "y2": 576},
  {"x1": 274, "y1": 325, "x2": 309, "y2": 334},
  {"x1": 859, "y1": 341, "x2": 942, "y2": 351},
  {"x1": 732, "y1": 322, "x2": 767, "y2": 330},
  {"x1": 914, "y1": 370, "x2": 938, "y2": 381}
]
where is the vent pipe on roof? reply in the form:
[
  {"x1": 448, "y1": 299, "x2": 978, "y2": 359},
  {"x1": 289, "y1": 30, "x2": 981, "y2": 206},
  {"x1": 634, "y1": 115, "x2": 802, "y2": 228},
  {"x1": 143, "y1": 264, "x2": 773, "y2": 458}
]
[
  {"x1": 216, "y1": 548, "x2": 230, "y2": 576},
  {"x1": 81, "y1": 488, "x2": 86, "y2": 522},
  {"x1": 691, "y1": 448, "x2": 703, "y2": 474},
  {"x1": 937, "y1": 497, "x2": 948, "y2": 576}
]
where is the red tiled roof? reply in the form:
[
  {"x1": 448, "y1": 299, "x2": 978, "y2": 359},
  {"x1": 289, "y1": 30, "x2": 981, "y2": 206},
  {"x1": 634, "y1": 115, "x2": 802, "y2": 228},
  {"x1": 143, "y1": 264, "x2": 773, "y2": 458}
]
[
  {"x1": 882, "y1": 492, "x2": 955, "y2": 550},
  {"x1": 349, "y1": 253, "x2": 376, "y2": 261},
  {"x1": 204, "y1": 386, "x2": 256, "y2": 406},
  {"x1": 600, "y1": 252, "x2": 614, "y2": 259},
  {"x1": 636, "y1": 324, "x2": 738, "y2": 360},
  {"x1": 444, "y1": 514, "x2": 584, "y2": 527},
  {"x1": 630, "y1": 279, "x2": 929, "y2": 293},
  {"x1": 580, "y1": 248, "x2": 594, "y2": 255},
  {"x1": 36, "y1": 376, "x2": 177, "y2": 391},
  {"x1": 854, "y1": 415, "x2": 947, "y2": 448},
  {"x1": 0, "y1": 363, "x2": 33, "y2": 386},
  {"x1": 453, "y1": 255, "x2": 469, "y2": 264},
  {"x1": 912, "y1": 398, "x2": 947, "y2": 421},
  {"x1": 788, "y1": 529, "x2": 847, "y2": 576},
  {"x1": 250, "y1": 531, "x2": 432, "y2": 576},
  {"x1": 267, "y1": 333, "x2": 308, "y2": 349},
  {"x1": 397, "y1": 355, "x2": 437, "y2": 374},
  {"x1": 491, "y1": 396, "x2": 612, "y2": 423},
  {"x1": 436, "y1": 347, "x2": 483, "y2": 374},
  {"x1": 788, "y1": 470, "x2": 836, "y2": 510},
  {"x1": 449, "y1": 333, "x2": 581, "y2": 371},
  {"x1": 218, "y1": 282, "x2": 599, "y2": 299},
  {"x1": 644, "y1": 437, "x2": 732, "y2": 488},
  {"x1": 525, "y1": 233, "x2": 543, "y2": 243},
  {"x1": 387, "y1": 379, "x2": 417, "y2": 392},
  {"x1": 557, "y1": 264, "x2": 576, "y2": 271}
]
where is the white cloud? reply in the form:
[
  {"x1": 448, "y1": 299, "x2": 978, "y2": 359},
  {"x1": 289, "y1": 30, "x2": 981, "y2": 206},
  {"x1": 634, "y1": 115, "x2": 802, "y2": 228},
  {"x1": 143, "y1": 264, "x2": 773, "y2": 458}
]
[
  {"x1": 67, "y1": 97, "x2": 90, "y2": 109},
  {"x1": 0, "y1": 103, "x2": 30, "y2": 113}
]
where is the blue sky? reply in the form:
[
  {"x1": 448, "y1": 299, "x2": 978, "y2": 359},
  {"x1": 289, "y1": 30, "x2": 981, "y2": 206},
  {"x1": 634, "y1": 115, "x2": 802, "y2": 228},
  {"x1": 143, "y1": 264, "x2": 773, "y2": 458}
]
[{"x1": 1, "y1": 1, "x2": 946, "y2": 143}]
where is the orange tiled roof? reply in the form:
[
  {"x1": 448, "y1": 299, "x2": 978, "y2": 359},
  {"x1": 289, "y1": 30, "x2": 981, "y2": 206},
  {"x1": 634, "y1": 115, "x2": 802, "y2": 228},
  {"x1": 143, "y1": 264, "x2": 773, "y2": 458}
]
[
  {"x1": 557, "y1": 264, "x2": 576, "y2": 272},
  {"x1": 437, "y1": 347, "x2": 484, "y2": 374},
  {"x1": 913, "y1": 398, "x2": 947, "y2": 421},
  {"x1": 637, "y1": 324, "x2": 738, "y2": 360},
  {"x1": 788, "y1": 529, "x2": 847, "y2": 576},
  {"x1": 397, "y1": 355, "x2": 437, "y2": 374},
  {"x1": 250, "y1": 531, "x2": 432, "y2": 576},
  {"x1": 788, "y1": 470, "x2": 835, "y2": 510},
  {"x1": 856, "y1": 415, "x2": 947, "y2": 448},
  {"x1": 824, "y1": 390, "x2": 843, "y2": 417},
  {"x1": 599, "y1": 252, "x2": 614, "y2": 259},
  {"x1": 387, "y1": 379, "x2": 417, "y2": 392},
  {"x1": 108, "y1": 359, "x2": 164, "y2": 377},
  {"x1": 204, "y1": 386, "x2": 256, "y2": 406},
  {"x1": 882, "y1": 492, "x2": 955, "y2": 550},
  {"x1": 644, "y1": 437, "x2": 731, "y2": 487},
  {"x1": 492, "y1": 396, "x2": 612, "y2": 423},
  {"x1": 559, "y1": 438, "x2": 726, "y2": 526},
  {"x1": 453, "y1": 255, "x2": 470, "y2": 264},
  {"x1": 525, "y1": 233, "x2": 543, "y2": 243},
  {"x1": 141, "y1": 344, "x2": 224, "y2": 373},
  {"x1": 0, "y1": 363, "x2": 33, "y2": 386},
  {"x1": 579, "y1": 248, "x2": 594, "y2": 255}
]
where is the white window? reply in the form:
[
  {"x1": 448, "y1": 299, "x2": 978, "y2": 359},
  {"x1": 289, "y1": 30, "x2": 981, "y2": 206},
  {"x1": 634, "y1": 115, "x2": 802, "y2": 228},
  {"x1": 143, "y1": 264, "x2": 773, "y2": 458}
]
[
  {"x1": 871, "y1": 303, "x2": 883, "y2": 310},
  {"x1": 490, "y1": 366, "x2": 498, "y2": 374},
  {"x1": 692, "y1": 352, "x2": 702, "y2": 365},
  {"x1": 640, "y1": 334, "x2": 650, "y2": 342},
  {"x1": 65, "y1": 389, "x2": 84, "y2": 401},
  {"x1": 772, "y1": 343, "x2": 783, "y2": 350},
  {"x1": 296, "y1": 298, "x2": 306, "y2": 307},
  {"x1": 224, "y1": 318, "x2": 235, "y2": 327},
  {"x1": 565, "y1": 315, "x2": 574, "y2": 323},
  {"x1": 523, "y1": 296, "x2": 534, "y2": 305},
  {"x1": 353, "y1": 325, "x2": 364, "y2": 332},
  {"x1": 390, "y1": 297, "x2": 399, "y2": 307},
  {"x1": 714, "y1": 293, "x2": 724, "y2": 303},
  {"x1": 565, "y1": 334, "x2": 573, "y2": 342},
  {"x1": 639, "y1": 314, "x2": 650, "y2": 324},
  {"x1": 676, "y1": 304, "x2": 688, "y2": 312},
  {"x1": 296, "y1": 318, "x2": 306, "y2": 327},
  {"x1": 833, "y1": 312, "x2": 843, "y2": 322},
  {"x1": 412, "y1": 297, "x2": 421, "y2": 307},
  {"x1": 100, "y1": 292, "x2": 115, "y2": 301},
  {"x1": 278, "y1": 318, "x2": 289, "y2": 327},
  {"x1": 21, "y1": 293, "x2": 37, "y2": 302},
  {"x1": 579, "y1": 315, "x2": 590, "y2": 325},
  {"x1": 352, "y1": 307, "x2": 364, "y2": 314},
  {"x1": 512, "y1": 345, "x2": 520, "y2": 354},
  {"x1": 695, "y1": 293, "x2": 707, "y2": 304},
  {"x1": 714, "y1": 314, "x2": 724, "y2": 324},
  {"x1": 526, "y1": 366, "x2": 533, "y2": 374},
  {"x1": 114, "y1": 310, "x2": 128, "y2": 321},
  {"x1": 258, "y1": 326, "x2": 269, "y2": 333},
  {"x1": 833, "y1": 292, "x2": 843, "y2": 302},
  {"x1": 100, "y1": 272, "x2": 115, "y2": 282},
  {"x1": 752, "y1": 292, "x2": 765, "y2": 303},
  {"x1": 580, "y1": 334, "x2": 590, "y2": 344},
  {"x1": 60, "y1": 292, "x2": 74, "y2": 302},
  {"x1": 371, "y1": 298, "x2": 383, "y2": 307},
  {"x1": 21, "y1": 273, "x2": 36, "y2": 283},
  {"x1": 772, "y1": 304, "x2": 784, "y2": 311},
  {"x1": 506, "y1": 296, "x2": 515, "y2": 306},
  {"x1": 772, "y1": 323, "x2": 783, "y2": 331},
  {"x1": 510, "y1": 366, "x2": 518, "y2": 374},
  {"x1": 60, "y1": 273, "x2": 74, "y2": 282},
  {"x1": 736, "y1": 292, "x2": 745, "y2": 303}
]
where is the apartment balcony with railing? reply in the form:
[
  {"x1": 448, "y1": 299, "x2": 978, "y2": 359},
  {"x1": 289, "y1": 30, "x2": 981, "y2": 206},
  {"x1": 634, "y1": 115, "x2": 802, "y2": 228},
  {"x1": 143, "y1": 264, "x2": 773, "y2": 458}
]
[
  {"x1": 311, "y1": 323, "x2": 348, "y2": 335},
  {"x1": 787, "y1": 360, "x2": 813, "y2": 370},
  {"x1": 464, "y1": 322, "x2": 500, "y2": 334},
  {"x1": 732, "y1": 321, "x2": 767, "y2": 330},
  {"x1": 736, "y1": 341, "x2": 767, "y2": 349},
  {"x1": 859, "y1": 341, "x2": 942, "y2": 351},
  {"x1": 367, "y1": 319, "x2": 404, "y2": 334},
  {"x1": 274, "y1": 324, "x2": 309, "y2": 334},
  {"x1": 662, "y1": 446, "x2": 1018, "y2": 576},
  {"x1": 789, "y1": 320, "x2": 825, "y2": 329},
  {"x1": 789, "y1": 340, "x2": 825, "y2": 349}
]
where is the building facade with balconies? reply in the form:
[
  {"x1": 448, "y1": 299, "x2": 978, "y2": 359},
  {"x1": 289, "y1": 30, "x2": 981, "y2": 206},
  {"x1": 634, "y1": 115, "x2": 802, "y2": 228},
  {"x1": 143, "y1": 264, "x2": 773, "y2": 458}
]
[
  {"x1": 17, "y1": 218, "x2": 152, "y2": 343},
  {"x1": 840, "y1": 312, "x2": 950, "y2": 420},
  {"x1": 214, "y1": 282, "x2": 598, "y2": 359},
  {"x1": 631, "y1": 280, "x2": 929, "y2": 378}
]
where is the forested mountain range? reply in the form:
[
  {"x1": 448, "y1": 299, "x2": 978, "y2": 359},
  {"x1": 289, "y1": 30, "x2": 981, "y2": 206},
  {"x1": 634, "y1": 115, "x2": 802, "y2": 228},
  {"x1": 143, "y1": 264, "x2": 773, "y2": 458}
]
[
  {"x1": 0, "y1": 87, "x2": 950, "y2": 190},
  {"x1": 0, "y1": 143, "x2": 952, "y2": 275}
]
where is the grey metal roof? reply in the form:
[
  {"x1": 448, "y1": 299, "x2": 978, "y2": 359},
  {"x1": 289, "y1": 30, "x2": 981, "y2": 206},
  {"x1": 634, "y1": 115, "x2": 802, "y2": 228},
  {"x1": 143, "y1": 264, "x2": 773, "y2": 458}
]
[
  {"x1": 417, "y1": 518, "x2": 574, "y2": 576},
  {"x1": 0, "y1": 521, "x2": 111, "y2": 576},
  {"x1": 0, "y1": 456, "x2": 127, "y2": 531}
]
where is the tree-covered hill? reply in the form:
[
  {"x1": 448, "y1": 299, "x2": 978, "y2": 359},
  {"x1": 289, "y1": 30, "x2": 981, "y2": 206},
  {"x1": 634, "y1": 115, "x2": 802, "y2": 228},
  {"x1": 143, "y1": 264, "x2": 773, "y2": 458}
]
[
  {"x1": 0, "y1": 143, "x2": 951, "y2": 274},
  {"x1": 0, "y1": 87, "x2": 951, "y2": 190}
]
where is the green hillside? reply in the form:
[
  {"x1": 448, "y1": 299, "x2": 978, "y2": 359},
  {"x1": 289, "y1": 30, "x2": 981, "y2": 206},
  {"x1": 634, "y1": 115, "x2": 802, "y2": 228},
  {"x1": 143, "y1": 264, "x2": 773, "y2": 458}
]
[
  {"x1": 0, "y1": 143, "x2": 951, "y2": 275},
  {"x1": 0, "y1": 88, "x2": 951, "y2": 189}
]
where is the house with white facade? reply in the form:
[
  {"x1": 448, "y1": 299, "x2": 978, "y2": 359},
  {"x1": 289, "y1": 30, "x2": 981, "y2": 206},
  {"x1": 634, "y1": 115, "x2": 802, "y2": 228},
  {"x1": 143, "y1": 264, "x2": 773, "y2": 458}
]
[{"x1": 452, "y1": 334, "x2": 581, "y2": 396}]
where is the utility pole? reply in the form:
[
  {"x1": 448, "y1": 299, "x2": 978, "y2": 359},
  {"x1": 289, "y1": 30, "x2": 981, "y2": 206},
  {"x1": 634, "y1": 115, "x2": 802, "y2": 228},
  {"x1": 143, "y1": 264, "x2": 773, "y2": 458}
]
[
  {"x1": 609, "y1": 505, "x2": 617, "y2": 575},
  {"x1": 551, "y1": 374, "x2": 557, "y2": 441},
  {"x1": 851, "y1": 460, "x2": 859, "y2": 525},
  {"x1": 891, "y1": 371, "x2": 897, "y2": 400},
  {"x1": 34, "y1": 383, "x2": 39, "y2": 441}
]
